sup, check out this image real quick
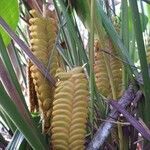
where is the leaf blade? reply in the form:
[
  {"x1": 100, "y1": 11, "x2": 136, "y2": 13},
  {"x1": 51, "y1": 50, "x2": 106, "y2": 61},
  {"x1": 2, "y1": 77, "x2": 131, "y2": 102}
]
[{"x1": 0, "y1": 0, "x2": 19, "y2": 45}]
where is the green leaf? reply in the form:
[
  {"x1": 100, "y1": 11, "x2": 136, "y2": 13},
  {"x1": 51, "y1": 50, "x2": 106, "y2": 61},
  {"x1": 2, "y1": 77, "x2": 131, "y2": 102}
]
[
  {"x1": 70, "y1": 0, "x2": 90, "y2": 27},
  {"x1": 145, "y1": 4, "x2": 150, "y2": 27},
  {"x1": 53, "y1": 0, "x2": 90, "y2": 74},
  {"x1": 129, "y1": 0, "x2": 150, "y2": 124},
  {"x1": 0, "y1": 110, "x2": 16, "y2": 133},
  {"x1": 0, "y1": 83, "x2": 47, "y2": 150},
  {"x1": 127, "y1": 6, "x2": 148, "y2": 32},
  {"x1": 121, "y1": 0, "x2": 130, "y2": 90},
  {"x1": 6, "y1": 129, "x2": 32, "y2": 150},
  {"x1": 0, "y1": 35, "x2": 28, "y2": 110},
  {"x1": 6, "y1": 130, "x2": 24, "y2": 150},
  {"x1": 0, "y1": 36, "x2": 47, "y2": 149},
  {"x1": 95, "y1": 0, "x2": 140, "y2": 82},
  {"x1": 0, "y1": 0, "x2": 19, "y2": 46}
]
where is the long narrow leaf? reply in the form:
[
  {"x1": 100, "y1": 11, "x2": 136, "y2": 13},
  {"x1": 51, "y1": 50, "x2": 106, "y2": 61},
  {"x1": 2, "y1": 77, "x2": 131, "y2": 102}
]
[
  {"x1": 0, "y1": 83, "x2": 47, "y2": 149},
  {"x1": 129, "y1": 0, "x2": 150, "y2": 123},
  {"x1": 121, "y1": 0, "x2": 130, "y2": 90},
  {"x1": 0, "y1": 110, "x2": 16, "y2": 133},
  {"x1": 0, "y1": 35, "x2": 27, "y2": 109},
  {"x1": 53, "y1": 0, "x2": 90, "y2": 74},
  {"x1": 0, "y1": 57, "x2": 32, "y2": 123},
  {"x1": 6, "y1": 130, "x2": 24, "y2": 150},
  {"x1": 9, "y1": 41, "x2": 27, "y2": 87},
  {"x1": 0, "y1": 57, "x2": 47, "y2": 148},
  {"x1": 56, "y1": 43, "x2": 73, "y2": 68},
  {"x1": 89, "y1": 0, "x2": 95, "y2": 137}
]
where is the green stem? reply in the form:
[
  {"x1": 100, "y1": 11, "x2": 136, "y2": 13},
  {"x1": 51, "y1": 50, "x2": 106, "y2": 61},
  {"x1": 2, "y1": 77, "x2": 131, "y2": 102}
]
[
  {"x1": 120, "y1": 0, "x2": 129, "y2": 149},
  {"x1": 89, "y1": 0, "x2": 95, "y2": 137},
  {"x1": 117, "y1": 122, "x2": 124, "y2": 150},
  {"x1": 121, "y1": 0, "x2": 129, "y2": 91}
]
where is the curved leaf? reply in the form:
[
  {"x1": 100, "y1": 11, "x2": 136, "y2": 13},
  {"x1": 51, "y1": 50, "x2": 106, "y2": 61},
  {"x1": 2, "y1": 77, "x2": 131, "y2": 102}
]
[{"x1": 0, "y1": 0, "x2": 19, "y2": 45}]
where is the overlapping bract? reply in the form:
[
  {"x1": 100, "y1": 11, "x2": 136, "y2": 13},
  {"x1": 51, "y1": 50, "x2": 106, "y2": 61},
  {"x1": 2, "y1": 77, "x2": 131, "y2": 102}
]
[
  {"x1": 28, "y1": 60, "x2": 39, "y2": 112},
  {"x1": 51, "y1": 67, "x2": 89, "y2": 150},
  {"x1": 94, "y1": 39, "x2": 122, "y2": 99},
  {"x1": 29, "y1": 9, "x2": 59, "y2": 133}
]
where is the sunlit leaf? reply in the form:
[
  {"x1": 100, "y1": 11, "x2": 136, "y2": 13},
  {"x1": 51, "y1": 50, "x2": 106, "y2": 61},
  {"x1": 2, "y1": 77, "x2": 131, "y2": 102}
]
[
  {"x1": 122, "y1": 6, "x2": 149, "y2": 32},
  {"x1": 0, "y1": 0, "x2": 19, "y2": 45}
]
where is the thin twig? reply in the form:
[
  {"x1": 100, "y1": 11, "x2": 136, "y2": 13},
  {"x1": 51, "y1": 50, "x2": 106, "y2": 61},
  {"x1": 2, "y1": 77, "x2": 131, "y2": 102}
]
[
  {"x1": 99, "y1": 118, "x2": 130, "y2": 125},
  {"x1": 101, "y1": 48, "x2": 137, "y2": 69}
]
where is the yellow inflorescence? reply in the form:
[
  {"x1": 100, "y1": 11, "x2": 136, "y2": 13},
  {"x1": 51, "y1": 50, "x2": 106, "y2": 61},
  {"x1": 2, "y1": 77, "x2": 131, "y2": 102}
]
[
  {"x1": 28, "y1": 60, "x2": 39, "y2": 112},
  {"x1": 110, "y1": 49, "x2": 122, "y2": 98},
  {"x1": 29, "y1": 9, "x2": 59, "y2": 133},
  {"x1": 94, "y1": 39, "x2": 122, "y2": 99},
  {"x1": 51, "y1": 67, "x2": 89, "y2": 150},
  {"x1": 94, "y1": 41, "x2": 111, "y2": 98}
]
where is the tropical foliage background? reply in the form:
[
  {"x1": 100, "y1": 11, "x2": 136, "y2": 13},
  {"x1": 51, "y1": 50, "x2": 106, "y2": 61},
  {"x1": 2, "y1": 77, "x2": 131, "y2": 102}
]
[{"x1": 0, "y1": 0, "x2": 150, "y2": 149}]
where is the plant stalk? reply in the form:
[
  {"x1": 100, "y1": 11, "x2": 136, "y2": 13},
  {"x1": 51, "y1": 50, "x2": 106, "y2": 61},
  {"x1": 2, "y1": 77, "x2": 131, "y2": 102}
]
[{"x1": 89, "y1": 0, "x2": 95, "y2": 137}]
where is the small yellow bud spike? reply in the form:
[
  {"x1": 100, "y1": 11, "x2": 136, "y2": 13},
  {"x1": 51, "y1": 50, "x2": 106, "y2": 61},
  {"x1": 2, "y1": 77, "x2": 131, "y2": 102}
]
[
  {"x1": 51, "y1": 67, "x2": 88, "y2": 149},
  {"x1": 29, "y1": 9, "x2": 59, "y2": 133}
]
